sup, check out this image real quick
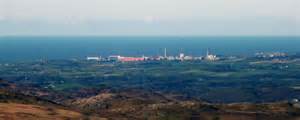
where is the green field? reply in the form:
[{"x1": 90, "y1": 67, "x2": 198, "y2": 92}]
[{"x1": 1, "y1": 58, "x2": 300, "y2": 103}]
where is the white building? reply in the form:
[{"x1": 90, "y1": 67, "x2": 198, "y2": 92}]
[
  {"x1": 167, "y1": 56, "x2": 176, "y2": 60},
  {"x1": 205, "y1": 49, "x2": 219, "y2": 61},
  {"x1": 205, "y1": 54, "x2": 219, "y2": 61},
  {"x1": 183, "y1": 56, "x2": 193, "y2": 60},
  {"x1": 194, "y1": 56, "x2": 203, "y2": 60},
  {"x1": 87, "y1": 56, "x2": 101, "y2": 61},
  {"x1": 179, "y1": 53, "x2": 185, "y2": 61}
]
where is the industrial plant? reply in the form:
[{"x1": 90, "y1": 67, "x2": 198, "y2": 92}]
[{"x1": 86, "y1": 48, "x2": 219, "y2": 62}]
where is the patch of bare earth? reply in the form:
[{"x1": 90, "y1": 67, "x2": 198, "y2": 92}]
[{"x1": 0, "y1": 103, "x2": 107, "y2": 120}]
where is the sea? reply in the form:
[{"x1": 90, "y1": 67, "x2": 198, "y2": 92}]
[{"x1": 0, "y1": 36, "x2": 299, "y2": 62}]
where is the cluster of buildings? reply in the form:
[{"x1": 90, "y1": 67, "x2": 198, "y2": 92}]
[
  {"x1": 86, "y1": 48, "x2": 220, "y2": 62},
  {"x1": 255, "y1": 52, "x2": 287, "y2": 58}
]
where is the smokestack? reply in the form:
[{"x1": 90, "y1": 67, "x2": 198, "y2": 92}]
[{"x1": 164, "y1": 48, "x2": 167, "y2": 58}]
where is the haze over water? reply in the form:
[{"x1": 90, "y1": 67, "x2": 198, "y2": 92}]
[{"x1": 0, "y1": 36, "x2": 299, "y2": 62}]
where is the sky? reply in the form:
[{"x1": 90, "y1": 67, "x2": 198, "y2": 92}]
[{"x1": 0, "y1": 0, "x2": 299, "y2": 36}]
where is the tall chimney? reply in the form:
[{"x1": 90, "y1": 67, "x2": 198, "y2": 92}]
[{"x1": 164, "y1": 48, "x2": 167, "y2": 58}]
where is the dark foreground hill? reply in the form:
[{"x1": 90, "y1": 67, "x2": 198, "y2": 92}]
[
  {"x1": 0, "y1": 79, "x2": 106, "y2": 120},
  {"x1": 1, "y1": 79, "x2": 300, "y2": 120},
  {"x1": 68, "y1": 89, "x2": 300, "y2": 120}
]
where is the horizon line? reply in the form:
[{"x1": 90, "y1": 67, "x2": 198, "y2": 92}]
[{"x1": 0, "y1": 35, "x2": 300, "y2": 37}]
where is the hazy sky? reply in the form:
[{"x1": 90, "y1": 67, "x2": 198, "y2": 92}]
[{"x1": 0, "y1": 0, "x2": 299, "y2": 36}]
